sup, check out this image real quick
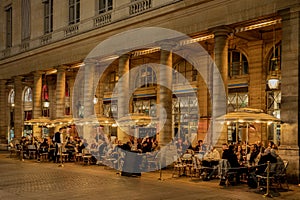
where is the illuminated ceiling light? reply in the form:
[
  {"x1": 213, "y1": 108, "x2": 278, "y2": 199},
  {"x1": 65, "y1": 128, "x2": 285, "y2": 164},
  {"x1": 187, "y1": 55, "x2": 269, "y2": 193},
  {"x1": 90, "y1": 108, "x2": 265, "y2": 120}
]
[
  {"x1": 132, "y1": 47, "x2": 161, "y2": 57},
  {"x1": 45, "y1": 69, "x2": 57, "y2": 75},
  {"x1": 72, "y1": 62, "x2": 85, "y2": 68},
  {"x1": 235, "y1": 19, "x2": 281, "y2": 33},
  {"x1": 100, "y1": 55, "x2": 119, "y2": 62},
  {"x1": 180, "y1": 34, "x2": 214, "y2": 46}
]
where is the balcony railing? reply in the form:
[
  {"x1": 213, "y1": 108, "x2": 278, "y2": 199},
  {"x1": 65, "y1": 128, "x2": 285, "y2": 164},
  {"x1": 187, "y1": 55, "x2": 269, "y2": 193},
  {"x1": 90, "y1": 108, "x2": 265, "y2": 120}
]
[
  {"x1": 64, "y1": 24, "x2": 79, "y2": 37},
  {"x1": 129, "y1": 0, "x2": 152, "y2": 15},
  {"x1": 40, "y1": 33, "x2": 52, "y2": 46},
  {"x1": 20, "y1": 40, "x2": 30, "y2": 52},
  {"x1": 94, "y1": 12, "x2": 112, "y2": 28}
]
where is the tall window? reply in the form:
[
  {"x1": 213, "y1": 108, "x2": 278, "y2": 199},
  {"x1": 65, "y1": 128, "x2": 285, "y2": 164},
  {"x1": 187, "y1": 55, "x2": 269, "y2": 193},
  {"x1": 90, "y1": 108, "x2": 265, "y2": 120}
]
[
  {"x1": 42, "y1": 84, "x2": 50, "y2": 117},
  {"x1": 24, "y1": 87, "x2": 32, "y2": 102},
  {"x1": 133, "y1": 98, "x2": 156, "y2": 116},
  {"x1": 23, "y1": 87, "x2": 32, "y2": 121},
  {"x1": 227, "y1": 87, "x2": 248, "y2": 112},
  {"x1": 104, "y1": 71, "x2": 118, "y2": 92},
  {"x1": 173, "y1": 60, "x2": 197, "y2": 84},
  {"x1": 43, "y1": 0, "x2": 53, "y2": 34},
  {"x1": 103, "y1": 101, "x2": 117, "y2": 117},
  {"x1": 8, "y1": 89, "x2": 15, "y2": 107},
  {"x1": 21, "y1": 0, "x2": 31, "y2": 41},
  {"x1": 99, "y1": 0, "x2": 113, "y2": 14},
  {"x1": 69, "y1": 0, "x2": 80, "y2": 24},
  {"x1": 5, "y1": 5, "x2": 12, "y2": 48},
  {"x1": 228, "y1": 50, "x2": 248, "y2": 77},
  {"x1": 135, "y1": 65, "x2": 157, "y2": 88},
  {"x1": 65, "y1": 82, "x2": 71, "y2": 115}
]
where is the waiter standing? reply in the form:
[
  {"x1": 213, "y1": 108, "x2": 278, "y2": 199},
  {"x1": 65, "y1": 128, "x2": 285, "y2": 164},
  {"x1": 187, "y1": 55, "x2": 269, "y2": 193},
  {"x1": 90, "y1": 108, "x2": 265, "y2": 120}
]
[{"x1": 53, "y1": 127, "x2": 66, "y2": 163}]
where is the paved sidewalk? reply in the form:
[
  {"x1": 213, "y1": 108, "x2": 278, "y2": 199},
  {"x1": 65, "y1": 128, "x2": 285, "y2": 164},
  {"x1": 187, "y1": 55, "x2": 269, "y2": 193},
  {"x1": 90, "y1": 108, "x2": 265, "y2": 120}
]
[{"x1": 0, "y1": 151, "x2": 299, "y2": 200}]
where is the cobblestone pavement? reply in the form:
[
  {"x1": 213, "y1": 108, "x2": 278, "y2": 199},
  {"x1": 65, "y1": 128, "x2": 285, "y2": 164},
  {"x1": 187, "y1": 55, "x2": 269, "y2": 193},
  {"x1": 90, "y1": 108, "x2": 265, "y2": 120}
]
[{"x1": 0, "y1": 152, "x2": 299, "y2": 200}]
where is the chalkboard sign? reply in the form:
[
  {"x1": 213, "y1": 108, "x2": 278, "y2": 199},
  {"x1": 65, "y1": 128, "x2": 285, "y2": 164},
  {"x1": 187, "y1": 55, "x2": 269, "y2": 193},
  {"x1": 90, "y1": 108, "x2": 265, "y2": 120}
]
[{"x1": 138, "y1": 127, "x2": 156, "y2": 138}]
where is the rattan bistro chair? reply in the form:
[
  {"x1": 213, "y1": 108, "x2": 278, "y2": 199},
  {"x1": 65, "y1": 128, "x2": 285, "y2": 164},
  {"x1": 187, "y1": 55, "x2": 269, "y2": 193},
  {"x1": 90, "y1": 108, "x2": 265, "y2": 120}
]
[
  {"x1": 273, "y1": 160, "x2": 289, "y2": 190},
  {"x1": 172, "y1": 155, "x2": 185, "y2": 177},
  {"x1": 82, "y1": 149, "x2": 92, "y2": 165}
]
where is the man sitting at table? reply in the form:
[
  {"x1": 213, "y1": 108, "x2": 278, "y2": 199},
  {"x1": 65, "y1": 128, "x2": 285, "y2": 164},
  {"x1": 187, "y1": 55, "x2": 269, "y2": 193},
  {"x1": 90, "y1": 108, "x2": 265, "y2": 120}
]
[
  {"x1": 194, "y1": 140, "x2": 207, "y2": 155},
  {"x1": 220, "y1": 144, "x2": 241, "y2": 185}
]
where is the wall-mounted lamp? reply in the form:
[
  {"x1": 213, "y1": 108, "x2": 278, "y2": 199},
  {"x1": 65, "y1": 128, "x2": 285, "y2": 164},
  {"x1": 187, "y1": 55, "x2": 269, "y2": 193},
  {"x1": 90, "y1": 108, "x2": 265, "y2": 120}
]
[
  {"x1": 93, "y1": 95, "x2": 98, "y2": 104},
  {"x1": 43, "y1": 99, "x2": 50, "y2": 108},
  {"x1": 267, "y1": 25, "x2": 280, "y2": 90}
]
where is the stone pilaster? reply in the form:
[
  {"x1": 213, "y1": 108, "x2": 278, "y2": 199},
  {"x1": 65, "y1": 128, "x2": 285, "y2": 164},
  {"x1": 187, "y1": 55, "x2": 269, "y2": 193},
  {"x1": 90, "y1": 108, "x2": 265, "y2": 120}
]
[
  {"x1": 68, "y1": 77, "x2": 75, "y2": 116},
  {"x1": 13, "y1": 76, "x2": 23, "y2": 139},
  {"x1": 33, "y1": 71, "x2": 42, "y2": 119},
  {"x1": 248, "y1": 40, "x2": 267, "y2": 145},
  {"x1": 117, "y1": 54, "x2": 130, "y2": 143},
  {"x1": 0, "y1": 80, "x2": 8, "y2": 141},
  {"x1": 56, "y1": 67, "x2": 66, "y2": 118},
  {"x1": 211, "y1": 26, "x2": 230, "y2": 146},
  {"x1": 278, "y1": 8, "x2": 300, "y2": 184}
]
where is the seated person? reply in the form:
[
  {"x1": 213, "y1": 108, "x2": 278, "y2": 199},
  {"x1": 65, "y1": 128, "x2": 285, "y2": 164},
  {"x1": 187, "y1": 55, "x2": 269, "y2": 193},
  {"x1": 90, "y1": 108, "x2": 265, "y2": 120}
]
[
  {"x1": 194, "y1": 140, "x2": 206, "y2": 154},
  {"x1": 65, "y1": 137, "x2": 76, "y2": 161},
  {"x1": 75, "y1": 139, "x2": 86, "y2": 154}
]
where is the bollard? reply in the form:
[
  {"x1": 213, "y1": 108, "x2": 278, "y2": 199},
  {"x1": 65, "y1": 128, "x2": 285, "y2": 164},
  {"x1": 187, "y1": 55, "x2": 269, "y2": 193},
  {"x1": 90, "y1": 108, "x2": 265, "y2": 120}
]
[
  {"x1": 263, "y1": 161, "x2": 272, "y2": 198},
  {"x1": 58, "y1": 145, "x2": 64, "y2": 167}
]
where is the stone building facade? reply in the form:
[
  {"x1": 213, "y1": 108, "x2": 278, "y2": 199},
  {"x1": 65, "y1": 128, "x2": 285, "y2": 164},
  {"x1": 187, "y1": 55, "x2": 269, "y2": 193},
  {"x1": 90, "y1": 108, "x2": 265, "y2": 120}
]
[{"x1": 0, "y1": 0, "x2": 299, "y2": 182}]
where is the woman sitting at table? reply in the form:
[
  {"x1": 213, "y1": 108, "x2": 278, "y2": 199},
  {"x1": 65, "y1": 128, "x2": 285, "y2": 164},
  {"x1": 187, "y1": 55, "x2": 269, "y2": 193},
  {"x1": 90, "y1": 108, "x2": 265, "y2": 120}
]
[
  {"x1": 235, "y1": 145, "x2": 245, "y2": 165},
  {"x1": 203, "y1": 146, "x2": 220, "y2": 161}
]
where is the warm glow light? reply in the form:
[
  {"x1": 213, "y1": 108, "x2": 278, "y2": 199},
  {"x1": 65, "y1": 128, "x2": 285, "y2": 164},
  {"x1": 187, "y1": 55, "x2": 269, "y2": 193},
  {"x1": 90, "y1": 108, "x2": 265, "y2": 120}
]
[
  {"x1": 235, "y1": 19, "x2": 281, "y2": 33},
  {"x1": 93, "y1": 95, "x2": 98, "y2": 104},
  {"x1": 43, "y1": 100, "x2": 50, "y2": 108},
  {"x1": 268, "y1": 78, "x2": 280, "y2": 89},
  {"x1": 133, "y1": 47, "x2": 161, "y2": 57},
  {"x1": 180, "y1": 34, "x2": 214, "y2": 46}
]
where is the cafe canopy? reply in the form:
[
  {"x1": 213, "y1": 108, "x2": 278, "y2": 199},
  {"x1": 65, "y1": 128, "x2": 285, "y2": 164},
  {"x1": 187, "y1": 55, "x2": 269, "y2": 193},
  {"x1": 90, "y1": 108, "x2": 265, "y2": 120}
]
[{"x1": 217, "y1": 108, "x2": 281, "y2": 153}]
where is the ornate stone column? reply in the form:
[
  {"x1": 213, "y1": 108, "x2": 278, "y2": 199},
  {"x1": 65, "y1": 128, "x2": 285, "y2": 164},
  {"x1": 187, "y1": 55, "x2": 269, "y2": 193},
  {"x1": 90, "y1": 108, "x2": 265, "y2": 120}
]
[
  {"x1": 211, "y1": 26, "x2": 230, "y2": 147},
  {"x1": 33, "y1": 71, "x2": 42, "y2": 119},
  {"x1": 0, "y1": 80, "x2": 8, "y2": 141},
  {"x1": 56, "y1": 67, "x2": 66, "y2": 118},
  {"x1": 13, "y1": 76, "x2": 23, "y2": 139},
  {"x1": 80, "y1": 63, "x2": 96, "y2": 141},
  {"x1": 158, "y1": 47, "x2": 173, "y2": 147},
  {"x1": 278, "y1": 8, "x2": 300, "y2": 184},
  {"x1": 117, "y1": 54, "x2": 130, "y2": 143},
  {"x1": 83, "y1": 64, "x2": 95, "y2": 118}
]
